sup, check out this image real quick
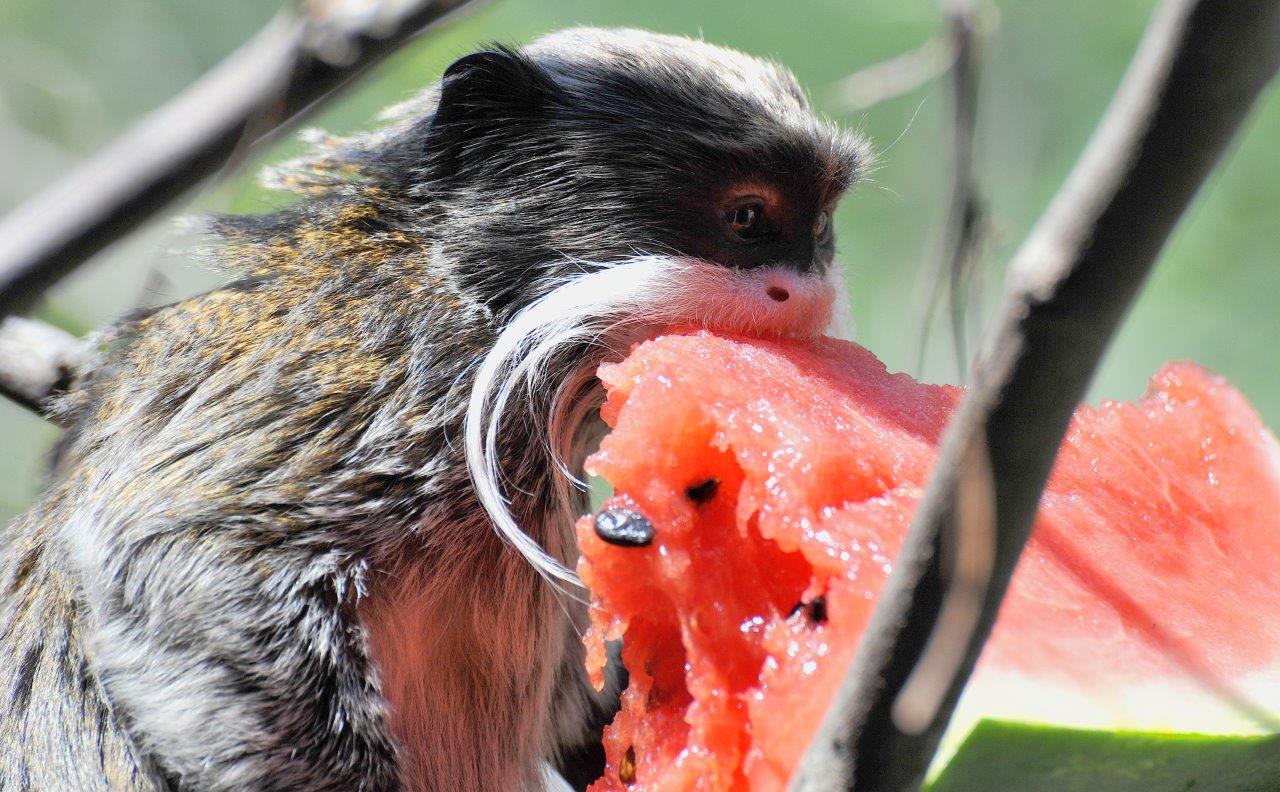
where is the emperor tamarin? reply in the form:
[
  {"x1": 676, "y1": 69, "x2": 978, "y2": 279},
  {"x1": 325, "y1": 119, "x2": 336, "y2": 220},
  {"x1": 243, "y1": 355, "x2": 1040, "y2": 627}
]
[{"x1": 0, "y1": 27, "x2": 866, "y2": 791}]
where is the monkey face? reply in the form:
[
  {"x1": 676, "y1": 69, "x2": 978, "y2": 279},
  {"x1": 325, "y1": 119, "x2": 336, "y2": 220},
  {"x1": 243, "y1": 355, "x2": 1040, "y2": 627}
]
[{"x1": 409, "y1": 28, "x2": 868, "y2": 319}]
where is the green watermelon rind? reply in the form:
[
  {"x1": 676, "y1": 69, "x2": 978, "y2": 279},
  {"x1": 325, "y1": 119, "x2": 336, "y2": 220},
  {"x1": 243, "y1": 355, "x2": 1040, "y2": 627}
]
[{"x1": 926, "y1": 720, "x2": 1280, "y2": 792}]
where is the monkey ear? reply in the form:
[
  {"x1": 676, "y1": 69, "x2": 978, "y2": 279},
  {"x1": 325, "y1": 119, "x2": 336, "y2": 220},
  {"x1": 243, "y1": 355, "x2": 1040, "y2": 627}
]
[
  {"x1": 422, "y1": 48, "x2": 558, "y2": 179},
  {"x1": 429, "y1": 48, "x2": 557, "y2": 136}
]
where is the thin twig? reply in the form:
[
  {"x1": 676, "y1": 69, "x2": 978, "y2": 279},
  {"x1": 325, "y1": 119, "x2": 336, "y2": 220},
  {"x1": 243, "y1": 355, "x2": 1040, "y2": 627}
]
[
  {"x1": 0, "y1": 0, "x2": 484, "y2": 321},
  {"x1": 831, "y1": 37, "x2": 954, "y2": 113},
  {"x1": 914, "y1": 0, "x2": 988, "y2": 382},
  {"x1": 791, "y1": 1, "x2": 1280, "y2": 789},
  {"x1": 0, "y1": 317, "x2": 87, "y2": 419}
]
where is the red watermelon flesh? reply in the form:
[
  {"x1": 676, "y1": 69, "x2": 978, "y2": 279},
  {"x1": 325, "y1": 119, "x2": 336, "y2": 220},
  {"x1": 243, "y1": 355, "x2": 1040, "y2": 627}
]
[{"x1": 576, "y1": 330, "x2": 1280, "y2": 792}]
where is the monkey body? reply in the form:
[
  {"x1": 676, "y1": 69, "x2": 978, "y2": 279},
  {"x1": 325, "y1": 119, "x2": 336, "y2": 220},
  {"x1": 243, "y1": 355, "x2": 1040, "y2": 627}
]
[
  {"x1": 0, "y1": 28, "x2": 864, "y2": 791},
  {"x1": 3, "y1": 194, "x2": 588, "y2": 790}
]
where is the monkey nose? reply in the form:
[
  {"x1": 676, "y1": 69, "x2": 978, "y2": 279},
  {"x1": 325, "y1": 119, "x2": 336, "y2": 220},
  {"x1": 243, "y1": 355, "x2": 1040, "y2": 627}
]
[{"x1": 748, "y1": 267, "x2": 836, "y2": 338}]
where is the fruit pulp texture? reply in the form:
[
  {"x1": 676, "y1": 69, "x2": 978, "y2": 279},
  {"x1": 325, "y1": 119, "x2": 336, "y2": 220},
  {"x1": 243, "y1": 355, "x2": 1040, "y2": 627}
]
[{"x1": 577, "y1": 331, "x2": 1280, "y2": 791}]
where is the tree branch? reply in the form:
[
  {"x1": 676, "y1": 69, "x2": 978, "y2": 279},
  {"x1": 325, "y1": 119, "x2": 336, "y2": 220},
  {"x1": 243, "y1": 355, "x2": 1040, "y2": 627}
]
[
  {"x1": 915, "y1": 0, "x2": 988, "y2": 381},
  {"x1": 0, "y1": 317, "x2": 86, "y2": 419},
  {"x1": 831, "y1": 36, "x2": 954, "y2": 114},
  {"x1": 0, "y1": 0, "x2": 485, "y2": 321},
  {"x1": 792, "y1": 1, "x2": 1280, "y2": 789}
]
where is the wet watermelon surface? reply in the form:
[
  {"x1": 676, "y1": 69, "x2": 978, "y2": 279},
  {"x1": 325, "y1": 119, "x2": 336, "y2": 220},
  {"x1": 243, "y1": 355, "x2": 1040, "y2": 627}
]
[{"x1": 576, "y1": 330, "x2": 1280, "y2": 791}]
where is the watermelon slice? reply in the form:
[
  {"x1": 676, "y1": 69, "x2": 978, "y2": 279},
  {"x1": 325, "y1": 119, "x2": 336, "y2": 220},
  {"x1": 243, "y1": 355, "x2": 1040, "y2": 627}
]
[{"x1": 576, "y1": 330, "x2": 1280, "y2": 791}]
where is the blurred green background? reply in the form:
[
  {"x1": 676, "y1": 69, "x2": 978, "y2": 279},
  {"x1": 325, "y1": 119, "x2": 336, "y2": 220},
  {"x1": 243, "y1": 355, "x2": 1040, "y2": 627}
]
[{"x1": 2, "y1": 0, "x2": 1277, "y2": 523}]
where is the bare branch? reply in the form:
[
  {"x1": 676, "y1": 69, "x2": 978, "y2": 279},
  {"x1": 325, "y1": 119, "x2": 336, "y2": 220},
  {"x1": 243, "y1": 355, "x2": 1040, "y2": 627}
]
[
  {"x1": 915, "y1": 0, "x2": 988, "y2": 381},
  {"x1": 830, "y1": 36, "x2": 954, "y2": 113},
  {"x1": 0, "y1": 317, "x2": 86, "y2": 420},
  {"x1": 792, "y1": 1, "x2": 1280, "y2": 789},
  {"x1": 831, "y1": 2, "x2": 996, "y2": 117},
  {"x1": 0, "y1": 0, "x2": 485, "y2": 321}
]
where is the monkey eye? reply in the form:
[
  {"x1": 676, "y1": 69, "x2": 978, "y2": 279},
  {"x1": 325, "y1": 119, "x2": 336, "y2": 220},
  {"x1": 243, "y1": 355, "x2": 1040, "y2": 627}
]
[
  {"x1": 724, "y1": 200, "x2": 769, "y2": 240},
  {"x1": 814, "y1": 210, "x2": 833, "y2": 244}
]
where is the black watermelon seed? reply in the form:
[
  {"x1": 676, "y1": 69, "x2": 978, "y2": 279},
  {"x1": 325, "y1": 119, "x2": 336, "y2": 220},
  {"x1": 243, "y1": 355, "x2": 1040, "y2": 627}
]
[
  {"x1": 685, "y1": 477, "x2": 721, "y2": 504},
  {"x1": 789, "y1": 595, "x2": 829, "y2": 625},
  {"x1": 807, "y1": 595, "x2": 828, "y2": 624},
  {"x1": 594, "y1": 508, "x2": 655, "y2": 547}
]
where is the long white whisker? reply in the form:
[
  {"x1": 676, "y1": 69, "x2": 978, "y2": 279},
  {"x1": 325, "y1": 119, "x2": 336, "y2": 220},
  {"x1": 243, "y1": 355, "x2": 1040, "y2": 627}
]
[
  {"x1": 465, "y1": 257, "x2": 689, "y2": 588},
  {"x1": 464, "y1": 254, "x2": 845, "y2": 589}
]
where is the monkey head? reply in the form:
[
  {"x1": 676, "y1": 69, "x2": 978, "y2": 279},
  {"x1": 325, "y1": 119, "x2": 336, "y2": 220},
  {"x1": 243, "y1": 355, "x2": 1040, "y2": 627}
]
[{"x1": 315, "y1": 27, "x2": 868, "y2": 330}]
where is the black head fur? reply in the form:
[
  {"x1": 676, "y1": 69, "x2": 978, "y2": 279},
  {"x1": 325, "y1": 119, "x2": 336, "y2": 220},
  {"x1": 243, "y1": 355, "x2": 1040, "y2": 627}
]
[{"x1": 224, "y1": 28, "x2": 869, "y2": 323}]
